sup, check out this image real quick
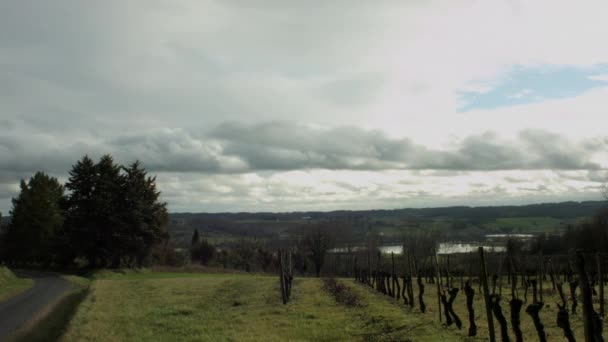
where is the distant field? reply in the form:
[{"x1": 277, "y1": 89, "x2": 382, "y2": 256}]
[
  {"x1": 168, "y1": 201, "x2": 605, "y2": 247},
  {"x1": 0, "y1": 267, "x2": 33, "y2": 303},
  {"x1": 480, "y1": 216, "x2": 581, "y2": 233},
  {"x1": 373, "y1": 216, "x2": 582, "y2": 238}
]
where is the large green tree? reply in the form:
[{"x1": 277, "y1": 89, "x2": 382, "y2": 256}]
[
  {"x1": 121, "y1": 161, "x2": 169, "y2": 267},
  {"x1": 65, "y1": 155, "x2": 105, "y2": 267},
  {"x1": 2, "y1": 172, "x2": 65, "y2": 265},
  {"x1": 65, "y1": 155, "x2": 168, "y2": 268}
]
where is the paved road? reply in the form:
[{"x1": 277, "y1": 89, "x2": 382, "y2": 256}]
[{"x1": 0, "y1": 271, "x2": 72, "y2": 340}]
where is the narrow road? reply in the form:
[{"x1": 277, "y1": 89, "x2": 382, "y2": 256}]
[{"x1": 0, "y1": 271, "x2": 72, "y2": 340}]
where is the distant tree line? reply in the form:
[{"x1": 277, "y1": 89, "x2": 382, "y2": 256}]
[
  {"x1": 0, "y1": 155, "x2": 168, "y2": 268},
  {"x1": 528, "y1": 206, "x2": 608, "y2": 255},
  {"x1": 187, "y1": 223, "x2": 336, "y2": 276}
]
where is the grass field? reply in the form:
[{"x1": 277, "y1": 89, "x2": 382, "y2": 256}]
[
  {"x1": 61, "y1": 272, "x2": 458, "y2": 341},
  {"x1": 37, "y1": 270, "x2": 608, "y2": 341},
  {"x1": 0, "y1": 266, "x2": 34, "y2": 303}
]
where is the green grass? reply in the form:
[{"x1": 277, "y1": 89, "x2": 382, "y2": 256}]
[
  {"x1": 0, "y1": 266, "x2": 34, "y2": 303},
  {"x1": 61, "y1": 273, "x2": 458, "y2": 341},
  {"x1": 63, "y1": 275, "x2": 92, "y2": 288},
  {"x1": 49, "y1": 270, "x2": 608, "y2": 341},
  {"x1": 90, "y1": 268, "x2": 252, "y2": 280}
]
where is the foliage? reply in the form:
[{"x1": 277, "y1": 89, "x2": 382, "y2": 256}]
[
  {"x1": 256, "y1": 246, "x2": 274, "y2": 272},
  {"x1": 63, "y1": 155, "x2": 168, "y2": 268},
  {"x1": 531, "y1": 207, "x2": 608, "y2": 254},
  {"x1": 191, "y1": 229, "x2": 200, "y2": 246},
  {"x1": 120, "y1": 161, "x2": 169, "y2": 266},
  {"x1": 152, "y1": 244, "x2": 187, "y2": 267},
  {"x1": 1, "y1": 172, "x2": 66, "y2": 265},
  {"x1": 1, "y1": 155, "x2": 168, "y2": 269},
  {"x1": 191, "y1": 238, "x2": 215, "y2": 265},
  {"x1": 228, "y1": 240, "x2": 257, "y2": 271}
]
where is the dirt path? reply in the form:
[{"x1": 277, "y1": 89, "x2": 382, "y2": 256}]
[{"x1": 0, "y1": 271, "x2": 72, "y2": 340}]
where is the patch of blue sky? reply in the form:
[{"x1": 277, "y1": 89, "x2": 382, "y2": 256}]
[{"x1": 457, "y1": 64, "x2": 608, "y2": 111}]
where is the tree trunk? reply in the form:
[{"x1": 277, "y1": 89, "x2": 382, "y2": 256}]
[
  {"x1": 575, "y1": 250, "x2": 604, "y2": 342},
  {"x1": 417, "y1": 273, "x2": 426, "y2": 313},
  {"x1": 526, "y1": 303, "x2": 547, "y2": 342},
  {"x1": 465, "y1": 281, "x2": 477, "y2": 337},
  {"x1": 510, "y1": 298, "x2": 523, "y2": 342},
  {"x1": 557, "y1": 303, "x2": 576, "y2": 342},
  {"x1": 490, "y1": 294, "x2": 510, "y2": 342}
]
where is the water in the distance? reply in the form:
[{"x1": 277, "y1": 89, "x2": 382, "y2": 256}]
[
  {"x1": 330, "y1": 242, "x2": 505, "y2": 255},
  {"x1": 437, "y1": 242, "x2": 506, "y2": 254}
]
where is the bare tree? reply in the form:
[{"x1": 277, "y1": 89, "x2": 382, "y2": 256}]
[{"x1": 302, "y1": 223, "x2": 335, "y2": 277}]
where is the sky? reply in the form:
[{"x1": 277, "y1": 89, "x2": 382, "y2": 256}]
[{"x1": 1, "y1": 0, "x2": 608, "y2": 213}]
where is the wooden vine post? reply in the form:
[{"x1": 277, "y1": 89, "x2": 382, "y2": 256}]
[
  {"x1": 367, "y1": 250, "x2": 372, "y2": 287},
  {"x1": 538, "y1": 254, "x2": 544, "y2": 303},
  {"x1": 417, "y1": 271, "x2": 426, "y2": 313},
  {"x1": 434, "y1": 249, "x2": 443, "y2": 323},
  {"x1": 575, "y1": 250, "x2": 603, "y2": 342},
  {"x1": 407, "y1": 249, "x2": 415, "y2": 307},
  {"x1": 597, "y1": 253, "x2": 604, "y2": 317},
  {"x1": 392, "y1": 252, "x2": 398, "y2": 299},
  {"x1": 278, "y1": 250, "x2": 287, "y2": 304},
  {"x1": 278, "y1": 249, "x2": 294, "y2": 305},
  {"x1": 464, "y1": 280, "x2": 477, "y2": 336},
  {"x1": 479, "y1": 247, "x2": 496, "y2": 342},
  {"x1": 549, "y1": 258, "x2": 557, "y2": 291}
]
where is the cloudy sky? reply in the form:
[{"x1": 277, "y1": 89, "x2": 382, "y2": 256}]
[{"x1": 1, "y1": 0, "x2": 608, "y2": 213}]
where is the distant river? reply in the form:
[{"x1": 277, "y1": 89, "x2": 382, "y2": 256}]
[{"x1": 330, "y1": 242, "x2": 505, "y2": 255}]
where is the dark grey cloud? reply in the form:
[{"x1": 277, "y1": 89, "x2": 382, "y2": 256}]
[
  {"x1": 210, "y1": 122, "x2": 606, "y2": 172},
  {"x1": 1, "y1": 121, "x2": 604, "y2": 178}
]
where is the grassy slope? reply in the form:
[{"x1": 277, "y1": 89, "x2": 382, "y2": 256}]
[
  {"x1": 0, "y1": 266, "x2": 34, "y2": 303},
  {"x1": 62, "y1": 272, "x2": 457, "y2": 342},
  {"x1": 59, "y1": 271, "x2": 608, "y2": 341}
]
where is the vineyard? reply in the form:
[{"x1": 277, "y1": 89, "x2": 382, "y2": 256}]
[{"x1": 280, "y1": 248, "x2": 608, "y2": 341}]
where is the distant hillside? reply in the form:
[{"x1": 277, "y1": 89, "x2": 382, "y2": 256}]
[{"x1": 168, "y1": 201, "x2": 606, "y2": 247}]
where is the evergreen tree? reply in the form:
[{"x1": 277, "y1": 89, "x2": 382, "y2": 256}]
[
  {"x1": 66, "y1": 155, "x2": 128, "y2": 267},
  {"x1": 121, "y1": 161, "x2": 169, "y2": 267},
  {"x1": 94, "y1": 154, "x2": 125, "y2": 267},
  {"x1": 191, "y1": 229, "x2": 200, "y2": 246},
  {"x1": 3, "y1": 172, "x2": 65, "y2": 265},
  {"x1": 191, "y1": 238, "x2": 215, "y2": 265},
  {"x1": 65, "y1": 155, "x2": 99, "y2": 266}
]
